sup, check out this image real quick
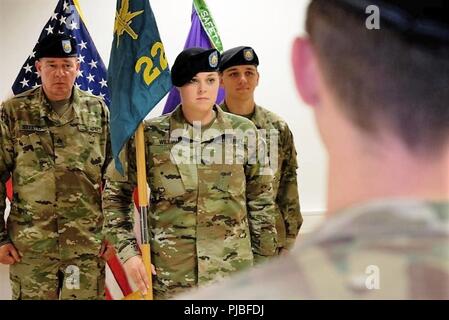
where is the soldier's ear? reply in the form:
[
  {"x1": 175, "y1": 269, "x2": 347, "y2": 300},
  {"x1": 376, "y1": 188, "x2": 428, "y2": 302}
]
[
  {"x1": 35, "y1": 59, "x2": 42, "y2": 73},
  {"x1": 291, "y1": 37, "x2": 320, "y2": 108}
]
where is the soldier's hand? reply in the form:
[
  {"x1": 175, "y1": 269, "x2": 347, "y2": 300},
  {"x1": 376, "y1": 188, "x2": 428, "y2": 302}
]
[
  {"x1": 99, "y1": 241, "x2": 115, "y2": 261},
  {"x1": 124, "y1": 255, "x2": 156, "y2": 295},
  {"x1": 0, "y1": 243, "x2": 21, "y2": 265}
]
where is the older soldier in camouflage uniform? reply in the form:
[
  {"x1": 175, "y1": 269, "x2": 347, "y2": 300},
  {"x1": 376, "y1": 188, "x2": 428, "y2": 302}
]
[
  {"x1": 177, "y1": 0, "x2": 449, "y2": 299},
  {"x1": 0, "y1": 34, "x2": 111, "y2": 299},
  {"x1": 103, "y1": 48, "x2": 277, "y2": 299},
  {"x1": 219, "y1": 46, "x2": 302, "y2": 253}
]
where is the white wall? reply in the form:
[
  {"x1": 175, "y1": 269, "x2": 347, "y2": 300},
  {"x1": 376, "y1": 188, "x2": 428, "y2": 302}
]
[{"x1": 0, "y1": 0, "x2": 327, "y2": 299}]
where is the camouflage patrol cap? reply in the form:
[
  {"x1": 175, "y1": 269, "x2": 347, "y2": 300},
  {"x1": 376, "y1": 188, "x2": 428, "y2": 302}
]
[
  {"x1": 219, "y1": 46, "x2": 259, "y2": 72},
  {"x1": 334, "y1": 0, "x2": 449, "y2": 44},
  {"x1": 35, "y1": 33, "x2": 78, "y2": 59},
  {"x1": 171, "y1": 47, "x2": 220, "y2": 87}
]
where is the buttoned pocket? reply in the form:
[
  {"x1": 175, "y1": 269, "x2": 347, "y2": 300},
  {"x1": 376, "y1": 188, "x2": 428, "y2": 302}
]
[
  {"x1": 217, "y1": 164, "x2": 246, "y2": 197},
  {"x1": 16, "y1": 125, "x2": 53, "y2": 172},
  {"x1": 149, "y1": 144, "x2": 186, "y2": 199},
  {"x1": 73, "y1": 125, "x2": 105, "y2": 184}
]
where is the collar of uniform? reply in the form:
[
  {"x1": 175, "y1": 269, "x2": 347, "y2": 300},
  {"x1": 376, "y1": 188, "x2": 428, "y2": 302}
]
[
  {"x1": 169, "y1": 104, "x2": 233, "y2": 142},
  {"x1": 37, "y1": 86, "x2": 79, "y2": 125},
  {"x1": 214, "y1": 104, "x2": 233, "y2": 132},
  {"x1": 220, "y1": 101, "x2": 262, "y2": 128},
  {"x1": 250, "y1": 104, "x2": 268, "y2": 129},
  {"x1": 169, "y1": 104, "x2": 192, "y2": 142},
  {"x1": 71, "y1": 87, "x2": 83, "y2": 123},
  {"x1": 201, "y1": 104, "x2": 240, "y2": 143},
  {"x1": 298, "y1": 199, "x2": 449, "y2": 249}
]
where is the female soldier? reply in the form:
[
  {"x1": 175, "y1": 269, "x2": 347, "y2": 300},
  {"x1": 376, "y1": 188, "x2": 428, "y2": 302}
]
[{"x1": 102, "y1": 48, "x2": 277, "y2": 299}]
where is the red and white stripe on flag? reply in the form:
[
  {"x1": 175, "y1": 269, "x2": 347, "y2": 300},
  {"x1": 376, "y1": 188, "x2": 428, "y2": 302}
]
[{"x1": 105, "y1": 188, "x2": 141, "y2": 299}]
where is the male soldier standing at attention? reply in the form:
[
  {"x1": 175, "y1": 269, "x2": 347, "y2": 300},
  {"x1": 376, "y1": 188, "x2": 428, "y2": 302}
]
[
  {"x1": 0, "y1": 34, "x2": 111, "y2": 299},
  {"x1": 178, "y1": 0, "x2": 449, "y2": 299},
  {"x1": 219, "y1": 47, "x2": 302, "y2": 254}
]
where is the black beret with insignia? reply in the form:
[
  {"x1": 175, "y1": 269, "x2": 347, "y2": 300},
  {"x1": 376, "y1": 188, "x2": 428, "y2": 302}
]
[
  {"x1": 35, "y1": 33, "x2": 78, "y2": 59},
  {"x1": 334, "y1": 0, "x2": 449, "y2": 45},
  {"x1": 219, "y1": 46, "x2": 259, "y2": 72},
  {"x1": 171, "y1": 47, "x2": 220, "y2": 87}
]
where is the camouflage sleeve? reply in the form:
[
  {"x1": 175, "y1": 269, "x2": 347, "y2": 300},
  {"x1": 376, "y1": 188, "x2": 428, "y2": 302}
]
[
  {"x1": 245, "y1": 130, "x2": 278, "y2": 261},
  {"x1": 101, "y1": 102, "x2": 113, "y2": 177},
  {"x1": 0, "y1": 106, "x2": 14, "y2": 246},
  {"x1": 277, "y1": 126, "x2": 302, "y2": 249},
  {"x1": 102, "y1": 141, "x2": 140, "y2": 263}
]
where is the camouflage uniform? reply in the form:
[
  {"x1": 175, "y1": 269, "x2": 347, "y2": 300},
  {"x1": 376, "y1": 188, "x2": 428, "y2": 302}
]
[
  {"x1": 178, "y1": 199, "x2": 449, "y2": 299},
  {"x1": 221, "y1": 103, "x2": 302, "y2": 250},
  {"x1": 0, "y1": 86, "x2": 111, "y2": 299},
  {"x1": 103, "y1": 105, "x2": 278, "y2": 299}
]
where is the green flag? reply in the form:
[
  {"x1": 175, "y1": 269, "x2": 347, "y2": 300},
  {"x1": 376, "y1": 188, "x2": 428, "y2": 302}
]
[{"x1": 108, "y1": 0, "x2": 171, "y2": 173}]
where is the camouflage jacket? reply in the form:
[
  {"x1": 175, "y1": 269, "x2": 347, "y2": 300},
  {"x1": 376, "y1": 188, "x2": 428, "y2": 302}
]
[
  {"x1": 0, "y1": 87, "x2": 111, "y2": 260},
  {"x1": 221, "y1": 103, "x2": 302, "y2": 249},
  {"x1": 178, "y1": 199, "x2": 449, "y2": 299},
  {"x1": 103, "y1": 105, "x2": 278, "y2": 299}
]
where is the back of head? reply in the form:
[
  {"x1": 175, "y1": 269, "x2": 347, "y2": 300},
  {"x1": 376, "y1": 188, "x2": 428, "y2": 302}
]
[{"x1": 306, "y1": 0, "x2": 449, "y2": 155}]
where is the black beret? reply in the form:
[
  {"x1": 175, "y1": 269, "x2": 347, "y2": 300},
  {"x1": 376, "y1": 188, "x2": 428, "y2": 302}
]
[
  {"x1": 171, "y1": 47, "x2": 220, "y2": 87},
  {"x1": 334, "y1": 0, "x2": 449, "y2": 44},
  {"x1": 36, "y1": 34, "x2": 78, "y2": 59},
  {"x1": 219, "y1": 46, "x2": 259, "y2": 72}
]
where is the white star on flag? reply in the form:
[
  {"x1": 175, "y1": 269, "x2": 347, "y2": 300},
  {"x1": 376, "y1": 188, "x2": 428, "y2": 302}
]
[
  {"x1": 59, "y1": 16, "x2": 67, "y2": 25},
  {"x1": 86, "y1": 87, "x2": 93, "y2": 95},
  {"x1": 20, "y1": 78, "x2": 29, "y2": 88},
  {"x1": 45, "y1": 25, "x2": 54, "y2": 35},
  {"x1": 78, "y1": 41, "x2": 87, "y2": 50},
  {"x1": 69, "y1": 21, "x2": 78, "y2": 30},
  {"x1": 74, "y1": 83, "x2": 81, "y2": 89},
  {"x1": 34, "y1": 71, "x2": 40, "y2": 78},
  {"x1": 23, "y1": 64, "x2": 33, "y2": 73},
  {"x1": 51, "y1": 12, "x2": 58, "y2": 20},
  {"x1": 88, "y1": 59, "x2": 98, "y2": 69},
  {"x1": 63, "y1": 1, "x2": 69, "y2": 11},
  {"x1": 29, "y1": 51, "x2": 36, "y2": 59},
  {"x1": 78, "y1": 55, "x2": 85, "y2": 63},
  {"x1": 87, "y1": 73, "x2": 95, "y2": 83},
  {"x1": 99, "y1": 78, "x2": 108, "y2": 88},
  {"x1": 77, "y1": 69, "x2": 84, "y2": 78}
]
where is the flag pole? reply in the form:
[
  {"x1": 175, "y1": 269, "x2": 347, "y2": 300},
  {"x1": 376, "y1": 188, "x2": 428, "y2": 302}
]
[
  {"x1": 134, "y1": 123, "x2": 153, "y2": 300},
  {"x1": 73, "y1": 0, "x2": 86, "y2": 22},
  {"x1": 122, "y1": 123, "x2": 153, "y2": 301}
]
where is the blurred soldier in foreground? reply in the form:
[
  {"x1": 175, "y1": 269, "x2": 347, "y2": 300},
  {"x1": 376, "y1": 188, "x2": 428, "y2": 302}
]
[{"x1": 176, "y1": 0, "x2": 449, "y2": 299}]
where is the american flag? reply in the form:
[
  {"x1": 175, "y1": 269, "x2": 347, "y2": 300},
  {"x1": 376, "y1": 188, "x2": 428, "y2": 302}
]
[
  {"x1": 12, "y1": 0, "x2": 109, "y2": 105},
  {"x1": 8, "y1": 0, "x2": 132, "y2": 300}
]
